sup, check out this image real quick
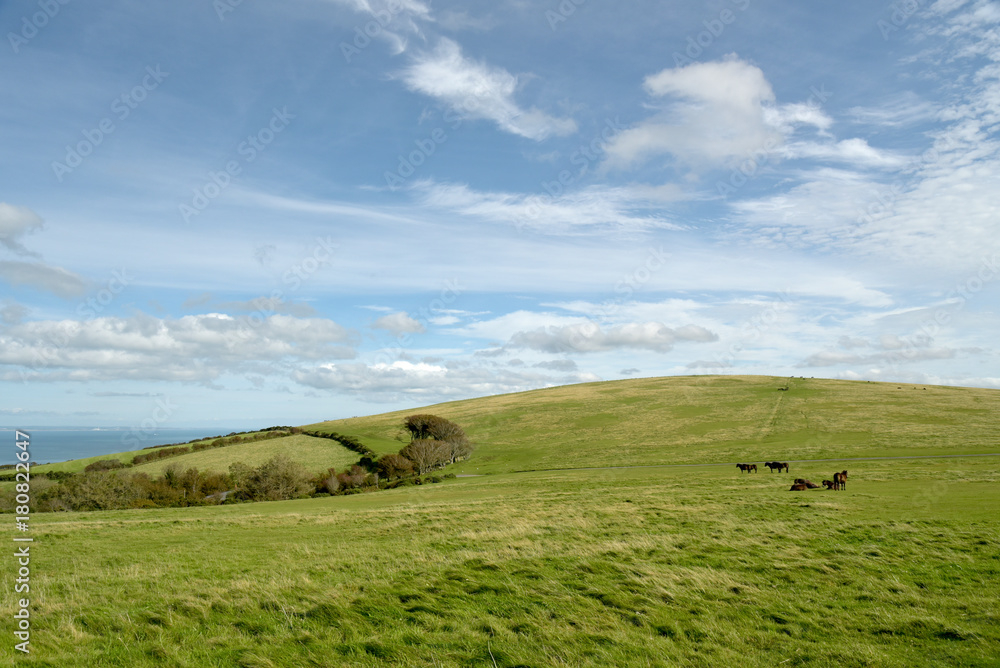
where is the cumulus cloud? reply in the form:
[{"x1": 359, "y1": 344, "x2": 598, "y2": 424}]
[
  {"x1": 508, "y1": 321, "x2": 717, "y2": 354},
  {"x1": 604, "y1": 56, "x2": 899, "y2": 178},
  {"x1": 400, "y1": 38, "x2": 577, "y2": 141},
  {"x1": 1, "y1": 313, "x2": 358, "y2": 382},
  {"x1": 604, "y1": 58, "x2": 783, "y2": 170},
  {"x1": 372, "y1": 311, "x2": 426, "y2": 335}
]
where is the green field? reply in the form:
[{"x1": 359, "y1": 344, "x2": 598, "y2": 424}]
[
  {"x1": 306, "y1": 375, "x2": 1000, "y2": 474},
  {"x1": 3, "y1": 376, "x2": 999, "y2": 666},
  {"x1": 127, "y1": 434, "x2": 361, "y2": 478}
]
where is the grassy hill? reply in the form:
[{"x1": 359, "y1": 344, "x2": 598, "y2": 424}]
[
  {"x1": 31, "y1": 376, "x2": 1000, "y2": 479},
  {"x1": 304, "y1": 375, "x2": 1000, "y2": 474},
  {"x1": 3, "y1": 375, "x2": 1000, "y2": 666}
]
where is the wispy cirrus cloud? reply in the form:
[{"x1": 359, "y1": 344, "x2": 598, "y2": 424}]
[{"x1": 399, "y1": 38, "x2": 577, "y2": 141}]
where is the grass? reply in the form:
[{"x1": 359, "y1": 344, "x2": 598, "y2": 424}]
[
  {"x1": 305, "y1": 375, "x2": 1000, "y2": 475},
  {"x1": 3, "y1": 376, "x2": 999, "y2": 666},
  {"x1": 128, "y1": 434, "x2": 361, "y2": 477},
  {"x1": 2, "y1": 458, "x2": 998, "y2": 666}
]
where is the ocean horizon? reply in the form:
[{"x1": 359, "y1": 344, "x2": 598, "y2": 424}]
[{"x1": 2, "y1": 428, "x2": 235, "y2": 466}]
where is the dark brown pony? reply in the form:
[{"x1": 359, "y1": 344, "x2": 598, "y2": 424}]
[
  {"x1": 822, "y1": 480, "x2": 836, "y2": 490},
  {"x1": 737, "y1": 463, "x2": 757, "y2": 473},
  {"x1": 764, "y1": 461, "x2": 789, "y2": 473},
  {"x1": 833, "y1": 470, "x2": 847, "y2": 490}
]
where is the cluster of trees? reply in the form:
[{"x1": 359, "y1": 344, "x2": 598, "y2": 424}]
[
  {"x1": 13, "y1": 455, "x2": 313, "y2": 511},
  {"x1": 0, "y1": 415, "x2": 472, "y2": 513},
  {"x1": 399, "y1": 414, "x2": 473, "y2": 473}
]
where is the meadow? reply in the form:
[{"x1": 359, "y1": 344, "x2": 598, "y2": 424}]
[{"x1": 2, "y1": 376, "x2": 998, "y2": 666}]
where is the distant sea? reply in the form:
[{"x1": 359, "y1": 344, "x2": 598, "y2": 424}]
[{"x1": 1, "y1": 428, "x2": 230, "y2": 466}]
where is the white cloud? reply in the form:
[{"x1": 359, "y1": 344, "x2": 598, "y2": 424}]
[
  {"x1": 214, "y1": 297, "x2": 318, "y2": 317},
  {"x1": 1, "y1": 313, "x2": 358, "y2": 382},
  {"x1": 508, "y1": 321, "x2": 718, "y2": 354},
  {"x1": 400, "y1": 38, "x2": 577, "y2": 141},
  {"x1": 781, "y1": 139, "x2": 906, "y2": 169},
  {"x1": 372, "y1": 311, "x2": 426, "y2": 335},
  {"x1": 0, "y1": 203, "x2": 43, "y2": 256},
  {"x1": 413, "y1": 180, "x2": 679, "y2": 232},
  {"x1": 293, "y1": 359, "x2": 597, "y2": 401},
  {"x1": 0, "y1": 260, "x2": 88, "y2": 298},
  {"x1": 329, "y1": 0, "x2": 430, "y2": 53},
  {"x1": 604, "y1": 58, "x2": 782, "y2": 170}
]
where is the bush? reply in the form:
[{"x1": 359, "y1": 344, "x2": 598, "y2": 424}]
[
  {"x1": 377, "y1": 454, "x2": 414, "y2": 480},
  {"x1": 84, "y1": 459, "x2": 126, "y2": 473},
  {"x1": 236, "y1": 455, "x2": 314, "y2": 502}
]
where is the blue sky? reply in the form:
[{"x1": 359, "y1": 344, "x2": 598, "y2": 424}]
[{"x1": 1, "y1": 0, "x2": 998, "y2": 430}]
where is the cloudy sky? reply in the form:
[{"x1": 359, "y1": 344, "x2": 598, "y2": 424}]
[{"x1": 2, "y1": 0, "x2": 998, "y2": 429}]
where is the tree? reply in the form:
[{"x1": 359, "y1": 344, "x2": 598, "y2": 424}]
[
  {"x1": 377, "y1": 454, "x2": 413, "y2": 480},
  {"x1": 403, "y1": 414, "x2": 437, "y2": 440},
  {"x1": 238, "y1": 455, "x2": 313, "y2": 501},
  {"x1": 399, "y1": 439, "x2": 450, "y2": 475}
]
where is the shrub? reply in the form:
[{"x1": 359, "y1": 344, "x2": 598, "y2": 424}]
[
  {"x1": 237, "y1": 455, "x2": 314, "y2": 502},
  {"x1": 84, "y1": 459, "x2": 126, "y2": 473},
  {"x1": 377, "y1": 454, "x2": 414, "y2": 480}
]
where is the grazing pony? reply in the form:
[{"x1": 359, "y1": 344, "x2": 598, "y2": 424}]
[
  {"x1": 764, "y1": 461, "x2": 789, "y2": 473},
  {"x1": 737, "y1": 463, "x2": 757, "y2": 473}
]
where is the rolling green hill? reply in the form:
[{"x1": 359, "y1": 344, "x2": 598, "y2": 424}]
[
  {"x1": 5, "y1": 375, "x2": 1000, "y2": 666},
  {"x1": 304, "y1": 375, "x2": 1000, "y2": 474},
  {"x1": 27, "y1": 376, "x2": 1000, "y2": 481}
]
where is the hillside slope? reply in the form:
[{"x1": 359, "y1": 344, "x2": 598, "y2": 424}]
[{"x1": 304, "y1": 375, "x2": 1000, "y2": 475}]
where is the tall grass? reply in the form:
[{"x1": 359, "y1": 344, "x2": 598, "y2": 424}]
[{"x1": 3, "y1": 458, "x2": 998, "y2": 666}]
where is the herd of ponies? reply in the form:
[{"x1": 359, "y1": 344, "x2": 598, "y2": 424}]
[{"x1": 737, "y1": 461, "x2": 849, "y2": 491}]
